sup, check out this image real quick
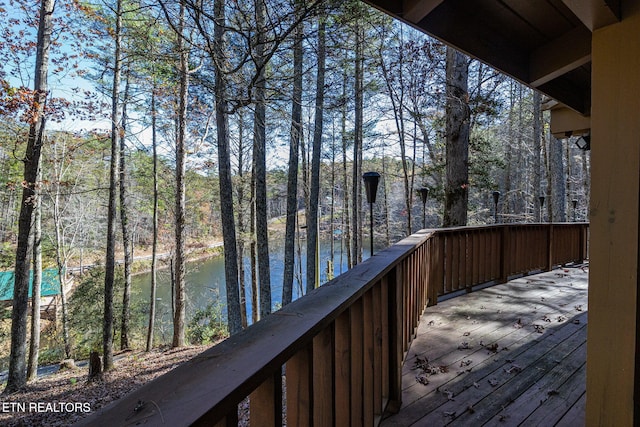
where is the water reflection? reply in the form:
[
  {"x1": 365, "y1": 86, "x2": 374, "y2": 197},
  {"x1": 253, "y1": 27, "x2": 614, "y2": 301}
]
[{"x1": 132, "y1": 238, "x2": 372, "y2": 341}]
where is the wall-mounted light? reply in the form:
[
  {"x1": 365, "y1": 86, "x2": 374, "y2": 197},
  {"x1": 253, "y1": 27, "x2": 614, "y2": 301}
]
[{"x1": 575, "y1": 134, "x2": 590, "y2": 150}]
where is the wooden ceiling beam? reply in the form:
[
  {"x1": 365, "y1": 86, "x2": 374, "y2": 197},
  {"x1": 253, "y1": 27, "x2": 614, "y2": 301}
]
[
  {"x1": 529, "y1": 26, "x2": 591, "y2": 87},
  {"x1": 560, "y1": 0, "x2": 621, "y2": 30},
  {"x1": 402, "y1": 0, "x2": 444, "y2": 23}
]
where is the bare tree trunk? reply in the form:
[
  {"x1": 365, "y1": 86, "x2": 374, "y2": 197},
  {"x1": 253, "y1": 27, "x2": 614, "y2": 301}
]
[
  {"x1": 253, "y1": 0, "x2": 271, "y2": 317},
  {"x1": 328, "y1": 124, "x2": 336, "y2": 281},
  {"x1": 214, "y1": 0, "x2": 242, "y2": 334},
  {"x1": 282, "y1": 6, "x2": 303, "y2": 305},
  {"x1": 549, "y1": 134, "x2": 566, "y2": 222},
  {"x1": 236, "y1": 114, "x2": 248, "y2": 327},
  {"x1": 102, "y1": 0, "x2": 123, "y2": 372},
  {"x1": 380, "y1": 30, "x2": 412, "y2": 236},
  {"x1": 119, "y1": 76, "x2": 132, "y2": 350},
  {"x1": 341, "y1": 73, "x2": 352, "y2": 269},
  {"x1": 6, "y1": 0, "x2": 54, "y2": 393},
  {"x1": 172, "y1": 1, "x2": 188, "y2": 348},
  {"x1": 533, "y1": 91, "x2": 542, "y2": 221},
  {"x1": 146, "y1": 87, "x2": 159, "y2": 352},
  {"x1": 307, "y1": 16, "x2": 326, "y2": 293},
  {"x1": 52, "y1": 183, "x2": 71, "y2": 359},
  {"x1": 250, "y1": 166, "x2": 258, "y2": 324},
  {"x1": 443, "y1": 47, "x2": 470, "y2": 227},
  {"x1": 382, "y1": 148, "x2": 390, "y2": 246},
  {"x1": 352, "y1": 18, "x2": 364, "y2": 264},
  {"x1": 27, "y1": 171, "x2": 42, "y2": 382}
]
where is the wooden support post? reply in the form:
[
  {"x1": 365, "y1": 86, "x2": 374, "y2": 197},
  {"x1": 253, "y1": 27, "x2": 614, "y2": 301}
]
[{"x1": 588, "y1": 6, "x2": 640, "y2": 424}]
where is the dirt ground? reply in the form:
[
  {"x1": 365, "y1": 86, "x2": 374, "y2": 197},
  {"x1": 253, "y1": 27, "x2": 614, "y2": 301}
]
[{"x1": 0, "y1": 345, "x2": 213, "y2": 426}]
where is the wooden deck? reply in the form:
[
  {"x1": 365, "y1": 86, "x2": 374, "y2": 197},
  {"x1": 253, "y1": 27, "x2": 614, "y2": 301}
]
[{"x1": 382, "y1": 265, "x2": 588, "y2": 427}]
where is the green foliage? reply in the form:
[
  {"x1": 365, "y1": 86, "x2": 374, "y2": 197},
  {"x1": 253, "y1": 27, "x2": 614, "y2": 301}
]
[
  {"x1": 68, "y1": 268, "x2": 114, "y2": 358},
  {"x1": 0, "y1": 242, "x2": 14, "y2": 269},
  {"x1": 67, "y1": 265, "x2": 151, "y2": 360},
  {"x1": 186, "y1": 301, "x2": 228, "y2": 345}
]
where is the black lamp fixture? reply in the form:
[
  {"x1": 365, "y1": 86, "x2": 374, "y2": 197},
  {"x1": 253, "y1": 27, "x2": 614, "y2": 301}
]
[
  {"x1": 539, "y1": 195, "x2": 545, "y2": 222},
  {"x1": 417, "y1": 187, "x2": 429, "y2": 229},
  {"x1": 575, "y1": 134, "x2": 591, "y2": 151},
  {"x1": 363, "y1": 172, "x2": 381, "y2": 256},
  {"x1": 492, "y1": 191, "x2": 500, "y2": 224}
]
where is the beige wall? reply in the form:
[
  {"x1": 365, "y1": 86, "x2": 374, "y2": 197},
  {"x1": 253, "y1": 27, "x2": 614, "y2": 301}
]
[{"x1": 587, "y1": 3, "x2": 640, "y2": 424}]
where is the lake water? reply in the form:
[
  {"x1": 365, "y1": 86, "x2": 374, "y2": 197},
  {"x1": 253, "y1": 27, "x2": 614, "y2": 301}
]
[{"x1": 131, "y1": 239, "x2": 372, "y2": 341}]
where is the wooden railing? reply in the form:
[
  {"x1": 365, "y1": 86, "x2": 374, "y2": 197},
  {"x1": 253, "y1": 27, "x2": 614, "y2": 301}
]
[{"x1": 77, "y1": 222, "x2": 588, "y2": 427}]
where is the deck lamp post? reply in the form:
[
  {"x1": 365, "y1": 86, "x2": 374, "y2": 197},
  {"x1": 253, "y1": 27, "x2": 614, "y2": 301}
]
[
  {"x1": 363, "y1": 172, "x2": 381, "y2": 256},
  {"x1": 492, "y1": 191, "x2": 500, "y2": 224},
  {"x1": 539, "y1": 196, "x2": 545, "y2": 222},
  {"x1": 572, "y1": 199, "x2": 578, "y2": 222},
  {"x1": 417, "y1": 187, "x2": 429, "y2": 229}
]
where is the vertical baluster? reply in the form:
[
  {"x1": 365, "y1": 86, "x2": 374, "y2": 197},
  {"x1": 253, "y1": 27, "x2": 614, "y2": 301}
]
[
  {"x1": 334, "y1": 311, "x2": 350, "y2": 426},
  {"x1": 250, "y1": 370, "x2": 282, "y2": 427},
  {"x1": 350, "y1": 299, "x2": 364, "y2": 425},
  {"x1": 287, "y1": 346, "x2": 312, "y2": 427},
  {"x1": 373, "y1": 281, "x2": 383, "y2": 421},
  {"x1": 363, "y1": 290, "x2": 374, "y2": 426},
  {"x1": 386, "y1": 266, "x2": 403, "y2": 415},
  {"x1": 313, "y1": 327, "x2": 334, "y2": 426}
]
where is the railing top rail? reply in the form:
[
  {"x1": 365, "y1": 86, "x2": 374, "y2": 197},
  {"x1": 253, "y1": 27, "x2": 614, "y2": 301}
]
[
  {"x1": 76, "y1": 223, "x2": 588, "y2": 426},
  {"x1": 78, "y1": 229, "x2": 437, "y2": 426}
]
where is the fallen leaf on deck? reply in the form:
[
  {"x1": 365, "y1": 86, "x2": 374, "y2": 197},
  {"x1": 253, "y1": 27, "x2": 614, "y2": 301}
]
[
  {"x1": 463, "y1": 331, "x2": 470, "y2": 336},
  {"x1": 575, "y1": 305, "x2": 583, "y2": 311},
  {"x1": 486, "y1": 343, "x2": 499, "y2": 353},
  {"x1": 416, "y1": 374, "x2": 429, "y2": 385},
  {"x1": 460, "y1": 359, "x2": 472, "y2": 367},
  {"x1": 547, "y1": 390, "x2": 559, "y2": 396},
  {"x1": 443, "y1": 389, "x2": 455, "y2": 400},
  {"x1": 504, "y1": 364, "x2": 522, "y2": 374},
  {"x1": 458, "y1": 342, "x2": 471, "y2": 350},
  {"x1": 444, "y1": 411, "x2": 456, "y2": 418},
  {"x1": 513, "y1": 318, "x2": 523, "y2": 329},
  {"x1": 473, "y1": 382, "x2": 480, "y2": 389},
  {"x1": 573, "y1": 319, "x2": 581, "y2": 324},
  {"x1": 533, "y1": 324, "x2": 545, "y2": 333},
  {"x1": 488, "y1": 378, "x2": 499, "y2": 387}
]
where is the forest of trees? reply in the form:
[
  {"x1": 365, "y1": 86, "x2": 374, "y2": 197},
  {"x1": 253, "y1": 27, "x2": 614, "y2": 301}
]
[{"x1": 0, "y1": 0, "x2": 589, "y2": 392}]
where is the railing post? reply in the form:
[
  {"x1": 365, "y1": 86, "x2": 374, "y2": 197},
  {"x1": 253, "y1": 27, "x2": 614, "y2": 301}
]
[
  {"x1": 385, "y1": 266, "x2": 403, "y2": 415},
  {"x1": 499, "y1": 225, "x2": 510, "y2": 283},
  {"x1": 578, "y1": 224, "x2": 586, "y2": 263},
  {"x1": 546, "y1": 223, "x2": 554, "y2": 271}
]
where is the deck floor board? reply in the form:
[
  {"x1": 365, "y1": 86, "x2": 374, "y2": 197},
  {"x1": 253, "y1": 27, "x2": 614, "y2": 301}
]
[{"x1": 381, "y1": 265, "x2": 588, "y2": 427}]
